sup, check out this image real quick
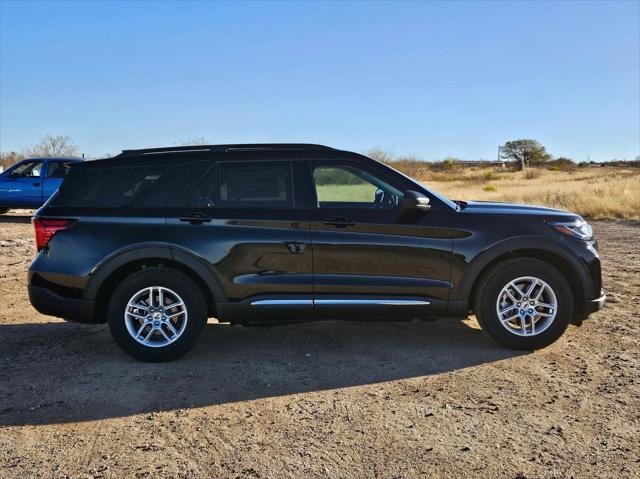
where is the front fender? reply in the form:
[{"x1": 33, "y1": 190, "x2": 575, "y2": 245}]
[{"x1": 451, "y1": 236, "x2": 595, "y2": 309}]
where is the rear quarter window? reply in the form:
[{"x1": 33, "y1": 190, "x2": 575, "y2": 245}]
[{"x1": 50, "y1": 164, "x2": 172, "y2": 208}]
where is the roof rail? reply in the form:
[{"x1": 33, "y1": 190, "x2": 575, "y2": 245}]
[{"x1": 117, "y1": 143, "x2": 335, "y2": 157}]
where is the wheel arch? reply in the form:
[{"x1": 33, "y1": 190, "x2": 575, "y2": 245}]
[
  {"x1": 85, "y1": 245, "x2": 225, "y2": 323},
  {"x1": 455, "y1": 239, "x2": 594, "y2": 318}
]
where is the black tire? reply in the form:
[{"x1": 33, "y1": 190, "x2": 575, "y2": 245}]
[
  {"x1": 474, "y1": 258, "x2": 573, "y2": 350},
  {"x1": 107, "y1": 267, "x2": 208, "y2": 362},
  {"x1": 0, "y1": 208, "x2": 9, "y2": 215}
]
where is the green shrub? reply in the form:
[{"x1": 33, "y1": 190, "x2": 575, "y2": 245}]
[
  {"x1": 548, "y1": 157, "x2": 577, "y2": 172},
  {"x1": 314, "y1": 168, "x2": 366, "y2": 186},
  {"x1": 443, "y1": 158, "x2": 458, "y2": 170},
  {"x1": 482, "y1": 171, "x2": 501, "y2": 181}
]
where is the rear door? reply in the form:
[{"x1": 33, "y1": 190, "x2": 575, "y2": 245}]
[
  {"x1": 308, "y1": 158, "x2": 454, "y2": 319},
  {"x1": 166, "y1": 156, "x2": 313, "y2": 321},
  {"x1": 42, "y1": 160, "x2": 70, "y2": 202},
  {"x1": 0, "y1": 160, "x2": 44, "y2": 207}
]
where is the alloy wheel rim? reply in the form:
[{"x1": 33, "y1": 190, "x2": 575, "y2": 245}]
[
  {"x1": 124, "y1": 286, "x2": 188, "y2": 348},
  {"x1": 496, "y1": 276, "x2": 557, "y2": 337}
]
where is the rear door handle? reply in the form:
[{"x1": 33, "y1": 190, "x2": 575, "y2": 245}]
[
  {"x1": 179, "y1": 213, "x2": 212, "y2": 224},
  {"x1": 324, "y1": 216, "x2": 355, "y2": 228}
]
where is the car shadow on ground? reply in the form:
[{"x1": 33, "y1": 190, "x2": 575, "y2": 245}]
[
  {"x1": 0, "y1": 214, "x2": 32, "y2": 224},
  {"x1": 0, "y1": 318, "x2": 525, "y2": 426}
]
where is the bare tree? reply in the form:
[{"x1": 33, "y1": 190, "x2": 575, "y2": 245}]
[
  {"x1": 28, "y1": 135, "x2": 78, "y2": 158},
  {"x1": 0, "y1": 151, "x2": 24, "y2": 171},
  {"x1": 365, "y1": 147, "x2": 395, "y2": 163},
  {"x1": 176, "y1": 137, "x2": 208, "y2": 146}
]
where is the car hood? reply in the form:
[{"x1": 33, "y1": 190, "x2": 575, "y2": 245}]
[{"x1": 458, "y1": 200, "x2": 579, "y2": 219}]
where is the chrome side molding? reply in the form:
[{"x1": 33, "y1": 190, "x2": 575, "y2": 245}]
[
  {"x1": 315, "y1": 299, "x2": 430, "y2": 306},
  {"x1": 250, "y1": 299, "x2": 313, "y2": 306},
  {"x1": 251, "y1": 299, "x2": 430, "y2": 306}
]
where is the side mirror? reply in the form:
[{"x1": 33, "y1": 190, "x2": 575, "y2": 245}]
[{"x1": 403, "y1": 190, "x2": 430, "y2": 212}]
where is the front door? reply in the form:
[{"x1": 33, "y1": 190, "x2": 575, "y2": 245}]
[
  {"x1": 165, "y1": 158, "x2": 313, "y2": 322},
  {"x1": 308, "y1": 159, "x2": 454, "y2": 319},
  {"x1": 0, "y1": 160, "x2": 44, "y2": 207}
]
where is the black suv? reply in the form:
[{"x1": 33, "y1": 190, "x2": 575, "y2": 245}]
[{"x1": 28, "y1": 144, "x2": 605, "y2": 361}]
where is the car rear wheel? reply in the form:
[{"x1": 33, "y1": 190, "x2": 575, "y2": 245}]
[
  {"x1": 108, "y1": 267, "x2": 207, "y2": 361},
  {"x1": 0, "y1": 208, "x2": 9, "y2": 215},
  {"x1": 474, "y1": 258, "x2": 573, "y2": 350}
]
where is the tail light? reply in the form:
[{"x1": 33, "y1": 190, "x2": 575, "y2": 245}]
[{"x1": 32, "y1": 218, "x2": 74, "y2": 251}]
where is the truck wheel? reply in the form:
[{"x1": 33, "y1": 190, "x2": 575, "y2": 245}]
[
  {"x1": 474, "y1": 258, "x2": 573, "y2": 350},
  {"x1": 108, "y1": 267, "x2": 208, "y2": 362}
]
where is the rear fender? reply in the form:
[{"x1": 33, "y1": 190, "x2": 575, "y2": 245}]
[{"x1": 83, "y1": 244, "x2": 226, "y2": 304}]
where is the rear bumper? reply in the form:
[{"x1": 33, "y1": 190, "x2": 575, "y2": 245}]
[{"x1": 28, "y1": 284, "x2": 95, "y2": 323}]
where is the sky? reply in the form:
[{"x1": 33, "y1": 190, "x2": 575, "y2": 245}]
[{"x1": 0, "y1": 0, "x2": 638, "y2": 162}]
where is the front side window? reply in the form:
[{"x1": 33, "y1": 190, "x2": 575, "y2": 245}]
[
  {"x1": 313, "y1": 165, "x2": 402, "y2": 208},
  {"x1": 10, "y1": 161, "x2": 43, "y2": 178},
  {"x1": 219, "y1": 161, "x2": 293, "y2": 208}
]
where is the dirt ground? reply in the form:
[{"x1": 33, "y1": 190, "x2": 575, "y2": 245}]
[{"x1": 0, "y1": 210, "x2": 638, "y2": 479}]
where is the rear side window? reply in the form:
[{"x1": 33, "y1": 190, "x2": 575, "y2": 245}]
[
  {"x1": 51, "y1": 164, "x2": 171, "y2": 208},
  {"x1": 219, "y1": 161, "x2": 293, "y2": 208},
  {"x1": 188, "y1": 165, "x2": 218, "y2": 208},
  {"x1": 46, "y1": 161, "x2": 68, "y2": 178}
]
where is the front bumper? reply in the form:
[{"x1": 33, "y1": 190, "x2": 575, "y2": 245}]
[
  {"x1": 585, "y1": 289, "x2": 606, "y2": 315},
  {"x1": 28, "y1": 284, "x2": 95, "y2": 323},
  {"x1": 572, "y1": 289, "x2": 605, "y2": 325}
]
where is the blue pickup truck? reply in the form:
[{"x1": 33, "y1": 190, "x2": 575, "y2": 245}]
[{"x1": 0, "y1": 157, "x2": 83, "y2": 214}]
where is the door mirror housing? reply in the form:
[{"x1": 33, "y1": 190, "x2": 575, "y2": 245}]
[{"x1": 403, "y1": 190, "x2": 430, "y2": 212}]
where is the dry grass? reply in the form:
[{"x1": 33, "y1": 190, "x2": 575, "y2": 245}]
[{"x1": 419, "y1": 167, "x2": 640, "y2": 220}]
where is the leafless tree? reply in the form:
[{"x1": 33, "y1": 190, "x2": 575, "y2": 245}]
[
  {"x1": 176, "y1": 137, "x2": 208, "y2": 146},
  {"x1": 28, "y1": 135, "x2": 79, "y2": 158},
  {"x1": 365, "y1": 147, "x2": 395, "y2": 163},
  {"x1": 0, "y1": 151, "x2": 24, "y2": 171}
]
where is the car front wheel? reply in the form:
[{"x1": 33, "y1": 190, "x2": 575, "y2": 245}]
[
  {"x1": 474, "y1": 258, "x2": 573, "y2": 350},
  {"x1": 108, "y1": 267, "x2": 208, "y2": 361}
]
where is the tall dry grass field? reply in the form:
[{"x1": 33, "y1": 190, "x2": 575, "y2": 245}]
[{"x1": 419, "y1": 167, "x2": 640, "y2": 220}]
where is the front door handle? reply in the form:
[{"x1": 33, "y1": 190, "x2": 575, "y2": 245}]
[
  {"x1": 179, "y1": 213, "x2": 212, "y2": 224},
  {"x1": 324, "y1": 216, "x2": 355, "y2": 228},
  {"x1": 285, "y1": 242, "x2": 307, "y2": 254},
  {"x1": 33, "y1": 182, "x2": 41, "y2": 187}
]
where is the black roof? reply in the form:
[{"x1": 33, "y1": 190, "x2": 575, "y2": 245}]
[
  {"x1": 116, "y1": 143, "x2": 336, "y2": 158},
  {"x1": 73, "y1": 143, "x2": 362, "y2": 169}
]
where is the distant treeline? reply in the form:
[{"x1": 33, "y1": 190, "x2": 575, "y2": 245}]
[{"x1": 2, "y1": 136, "x2": 638, "y2": 176}]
